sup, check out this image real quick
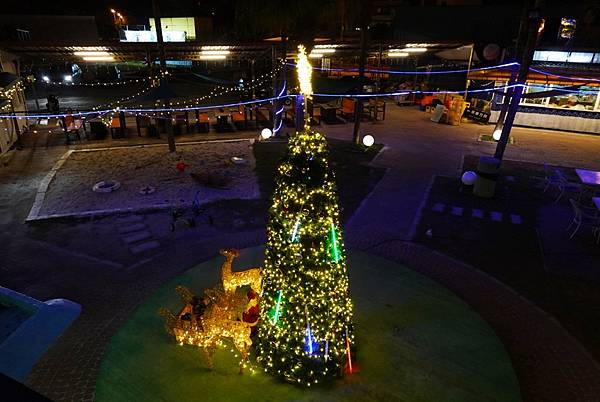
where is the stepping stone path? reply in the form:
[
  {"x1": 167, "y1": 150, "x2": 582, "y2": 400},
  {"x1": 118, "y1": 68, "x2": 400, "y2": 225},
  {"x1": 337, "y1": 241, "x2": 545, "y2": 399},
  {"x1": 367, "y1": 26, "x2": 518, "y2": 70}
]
[
  {"x1": 490, "y1": 211, "x2": 503, "y2": 222},
  {"x1": 430, "y1": 203, "x2": 523, "y2": 225},
  {"x1": 116, "y1": 215, "x2": 161, "y2": 256},
  {"x1": 451, "y1": 206, "x2": 464, "y2": 216},
  {"x1": 472, "y1": 209, "x2": 484, "y2": 219}
]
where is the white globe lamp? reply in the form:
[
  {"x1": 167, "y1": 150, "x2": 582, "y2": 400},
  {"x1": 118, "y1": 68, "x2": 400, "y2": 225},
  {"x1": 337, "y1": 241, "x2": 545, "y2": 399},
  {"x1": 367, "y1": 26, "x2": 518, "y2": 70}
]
[
  {"x1": 362, "y1": 134, "x2": 375, "y2": 147},
  {"x1": 461, "y1": 171, "x2": 477, "y2": 186},
  {"x1": 261, "y1": 128, "x2": 272, "y2": 140},
  {"x1": 492, "y1": 129, "x2": 502, "y2": 141}
]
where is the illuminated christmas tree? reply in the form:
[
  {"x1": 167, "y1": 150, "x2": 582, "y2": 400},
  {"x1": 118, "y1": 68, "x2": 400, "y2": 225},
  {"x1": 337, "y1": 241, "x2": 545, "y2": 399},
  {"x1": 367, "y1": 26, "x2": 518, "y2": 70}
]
[{"x1": 256, "y1": 46, "x2": 354, "y2": 386}]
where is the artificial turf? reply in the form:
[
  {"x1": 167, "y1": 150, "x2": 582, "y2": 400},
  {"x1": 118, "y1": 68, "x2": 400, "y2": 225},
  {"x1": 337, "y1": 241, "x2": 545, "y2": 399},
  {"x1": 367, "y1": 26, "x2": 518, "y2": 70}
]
[{"x1": 95, "y1": 247, "x2": 520, "y2": 402}]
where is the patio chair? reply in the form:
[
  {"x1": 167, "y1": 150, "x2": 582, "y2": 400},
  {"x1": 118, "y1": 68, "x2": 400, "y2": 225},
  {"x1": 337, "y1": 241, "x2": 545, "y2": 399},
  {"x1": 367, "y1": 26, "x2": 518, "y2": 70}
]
[
  {"x1": 231, "y1": 107, "x2": 247, "y2": 130},
  {"x1": 567, "y1": 198, "x2": 600, "y2": 239},
  {"x1": 196, "y1": 113, "x2": 209, "y2": 133},
  {"x1": 339, "y1": 98, "x2": 356, "y2": 121},
  {"x1": 554, "y1": 168, "x2": 582, "y2": 203}
]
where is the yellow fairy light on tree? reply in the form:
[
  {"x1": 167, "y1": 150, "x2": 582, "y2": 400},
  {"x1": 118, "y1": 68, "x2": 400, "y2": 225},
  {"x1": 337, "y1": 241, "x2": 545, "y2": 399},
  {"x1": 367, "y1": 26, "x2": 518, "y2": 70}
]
[{"x1": 256, "y1": 44, "x2": 355, "y2": 385}]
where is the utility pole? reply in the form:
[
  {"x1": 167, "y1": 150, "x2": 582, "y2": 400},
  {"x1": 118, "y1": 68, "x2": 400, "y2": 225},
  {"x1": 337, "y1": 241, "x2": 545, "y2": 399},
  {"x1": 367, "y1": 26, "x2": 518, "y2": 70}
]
[
  {"x1": 152, "y1": 0, "x2": 175, "y2": 152},
  {"x1": 494, "y1": 6, "x2": 543, "y2": 161}
]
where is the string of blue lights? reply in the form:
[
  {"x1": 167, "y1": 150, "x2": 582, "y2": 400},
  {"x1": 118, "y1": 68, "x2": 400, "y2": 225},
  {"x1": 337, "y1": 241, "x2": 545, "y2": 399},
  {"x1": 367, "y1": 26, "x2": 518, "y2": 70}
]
[
  {"x1": 528, "y1": 67, "x2": 600, "y2": 83},
  {"x1": 285, "y1": 61, "x2": 519, "y2": 75},
  {"x1": 2, "y1": 72, "x2": 598, "y2": 119}
]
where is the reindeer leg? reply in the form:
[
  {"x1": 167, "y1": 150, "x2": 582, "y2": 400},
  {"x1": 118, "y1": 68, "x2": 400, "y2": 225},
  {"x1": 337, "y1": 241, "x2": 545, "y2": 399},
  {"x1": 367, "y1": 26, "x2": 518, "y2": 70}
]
[{"x1": 203, "y1": 345, "x2": 215, "y2": 370}]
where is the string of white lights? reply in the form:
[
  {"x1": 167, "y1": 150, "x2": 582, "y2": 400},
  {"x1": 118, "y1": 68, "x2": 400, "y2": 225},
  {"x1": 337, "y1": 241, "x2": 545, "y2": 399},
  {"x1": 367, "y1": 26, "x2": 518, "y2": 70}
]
[{"x1": 40, "y1": 77, "x2": 151, "y2": 87}]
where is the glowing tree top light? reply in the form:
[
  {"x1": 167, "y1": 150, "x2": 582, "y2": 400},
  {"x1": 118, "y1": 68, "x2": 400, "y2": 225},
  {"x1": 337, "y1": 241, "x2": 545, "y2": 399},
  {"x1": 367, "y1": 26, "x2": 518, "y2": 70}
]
[{"x1": 256, "y1": 45, "x2": 354, "y2": 386}]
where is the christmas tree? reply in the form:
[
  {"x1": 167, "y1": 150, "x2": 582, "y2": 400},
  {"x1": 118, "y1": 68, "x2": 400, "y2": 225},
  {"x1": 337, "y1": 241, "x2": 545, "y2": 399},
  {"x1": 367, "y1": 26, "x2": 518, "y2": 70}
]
[{"x1": 256, "y1": 46, "x2": 354, "y2": 386}]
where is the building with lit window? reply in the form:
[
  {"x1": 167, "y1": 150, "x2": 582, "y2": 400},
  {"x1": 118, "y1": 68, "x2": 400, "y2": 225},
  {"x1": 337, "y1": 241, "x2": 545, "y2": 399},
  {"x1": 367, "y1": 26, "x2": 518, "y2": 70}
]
[{"x1": 0, "y1": 61, "x2": 27, "y2": 155}]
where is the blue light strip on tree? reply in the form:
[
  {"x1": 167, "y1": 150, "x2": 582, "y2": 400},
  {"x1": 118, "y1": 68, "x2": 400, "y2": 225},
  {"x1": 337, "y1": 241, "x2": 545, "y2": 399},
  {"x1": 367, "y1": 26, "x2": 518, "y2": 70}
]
[{"x1": 291, "y1": 219, "x2": 301, "y2": 242}]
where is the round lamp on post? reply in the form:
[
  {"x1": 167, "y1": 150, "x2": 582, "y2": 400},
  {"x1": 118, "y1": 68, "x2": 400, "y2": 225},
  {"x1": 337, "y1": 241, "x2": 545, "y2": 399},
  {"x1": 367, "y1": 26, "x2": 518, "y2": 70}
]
[
  {"x1": 362, "y1": 134, "x2": 375, "y2": 147},
  {"x1": 261, "y1": 128, "x2": 272, "y2": 140}
]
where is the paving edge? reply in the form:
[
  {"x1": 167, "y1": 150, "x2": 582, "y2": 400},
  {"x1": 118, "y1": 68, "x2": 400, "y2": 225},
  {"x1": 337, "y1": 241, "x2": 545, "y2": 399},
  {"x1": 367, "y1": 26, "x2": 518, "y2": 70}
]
[{"x1": 25, "y1": 150, "x2": 73, "y2": 222}]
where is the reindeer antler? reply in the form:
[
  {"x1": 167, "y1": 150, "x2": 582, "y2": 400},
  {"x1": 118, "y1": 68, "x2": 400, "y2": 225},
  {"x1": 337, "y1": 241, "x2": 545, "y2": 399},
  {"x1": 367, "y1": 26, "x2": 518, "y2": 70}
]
[{"x1": 176, "y1": 285, "x2": 196, "y2": 304}]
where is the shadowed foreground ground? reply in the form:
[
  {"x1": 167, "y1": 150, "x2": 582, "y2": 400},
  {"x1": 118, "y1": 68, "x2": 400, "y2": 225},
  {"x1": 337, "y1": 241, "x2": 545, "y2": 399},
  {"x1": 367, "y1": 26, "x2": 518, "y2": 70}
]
[{"x1": 95, "y1": 247, "x2": 520, "y2": 402}]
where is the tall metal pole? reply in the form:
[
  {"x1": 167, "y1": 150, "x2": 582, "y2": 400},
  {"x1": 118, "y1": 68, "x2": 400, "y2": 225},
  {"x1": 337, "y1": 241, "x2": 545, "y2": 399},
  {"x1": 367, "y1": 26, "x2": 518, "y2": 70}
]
[
  {"x1": 493, "y1": 0, "x2": 537, "y2": 135},
  {"x1": 152, "y1": 0, "x2": 175, "y2": 152},
  {"x1": 352, "y1": 24, "x2": 368, "y2": 146},
  {"x1": 464, "y1": 44, "x2": 474, "y2": 98},
  {"x1": 152, "y1": 0, "x2": 167, "y2": 75},
  {"x1": 494, "y1": 13, "x2": 543, "y2": 161}
]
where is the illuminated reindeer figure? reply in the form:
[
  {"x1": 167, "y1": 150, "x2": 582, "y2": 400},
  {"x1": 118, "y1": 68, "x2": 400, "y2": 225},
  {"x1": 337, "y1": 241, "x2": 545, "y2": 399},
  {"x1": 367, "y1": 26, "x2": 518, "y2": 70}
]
[
  {"x1": 219, "y1": 248, "x2": 262, "y2": 294},
  {"x1": 158, "y1": 285, "x2": 257, "y2": 373}
]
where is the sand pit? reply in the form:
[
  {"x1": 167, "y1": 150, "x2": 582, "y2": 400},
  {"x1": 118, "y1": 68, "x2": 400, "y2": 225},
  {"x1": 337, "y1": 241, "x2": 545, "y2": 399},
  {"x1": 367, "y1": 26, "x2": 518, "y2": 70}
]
[{"x1": 37, "y1": 140, "x2": 259, "y2": 218}]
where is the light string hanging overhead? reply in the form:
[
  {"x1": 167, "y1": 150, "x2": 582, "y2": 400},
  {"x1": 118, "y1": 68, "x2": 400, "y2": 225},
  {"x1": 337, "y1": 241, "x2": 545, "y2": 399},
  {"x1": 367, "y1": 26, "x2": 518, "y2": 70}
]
[
  {"x1": 90, "y1": 61, "x2": 284, "y2": 112},
  {"x1": 528, "y1": 67, "x2": 600, "y2": 83},
  {"x1": 40, "y1": 77, "x2": 151, "y2": 87},
  {"x1": 286, "y1": 61, "x2": 520, "y2": 75},
  {"x1": 0, "y1": 94, "x2": 293, "y2": 119},
  {"x1": 160, "y1": 63, "x2": 284, "y2": 108}
]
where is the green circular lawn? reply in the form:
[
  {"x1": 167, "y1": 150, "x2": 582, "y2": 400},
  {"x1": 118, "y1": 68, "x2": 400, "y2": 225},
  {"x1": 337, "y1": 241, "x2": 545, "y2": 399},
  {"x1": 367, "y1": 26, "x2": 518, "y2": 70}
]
[{"x1": 96, "y1": 247, "x2": 520, "y2": 402}]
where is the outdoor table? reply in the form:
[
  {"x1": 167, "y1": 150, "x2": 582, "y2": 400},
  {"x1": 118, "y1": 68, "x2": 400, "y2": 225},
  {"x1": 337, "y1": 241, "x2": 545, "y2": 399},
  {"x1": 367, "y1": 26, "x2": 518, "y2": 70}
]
[
  {"x1": 215, "y1": 113, "x2": 234, "y2": 133},
  {"x1": 575, "y1": 169, "x2": 600, "y2": 187},
  {"x1": 216, "y1": 114, "x2": 230, "y2": 125},
  {"x1": 321, "y1": 106, "x2": 337, "y2": 124},
  {"x1": 174, "y1": 113, "x2": 189, "y2": 134}
]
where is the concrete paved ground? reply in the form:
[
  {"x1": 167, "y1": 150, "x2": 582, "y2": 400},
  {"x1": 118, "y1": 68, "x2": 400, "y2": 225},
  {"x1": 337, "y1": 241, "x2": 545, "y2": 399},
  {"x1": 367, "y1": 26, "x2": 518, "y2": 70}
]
[{"x1": 1, "y1": 105, "x2": 600, "y2": 401}]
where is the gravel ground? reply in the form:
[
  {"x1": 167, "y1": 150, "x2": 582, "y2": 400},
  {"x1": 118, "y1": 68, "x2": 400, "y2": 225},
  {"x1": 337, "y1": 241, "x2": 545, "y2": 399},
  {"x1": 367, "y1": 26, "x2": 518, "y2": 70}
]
[{"x1": 38, "y1": 140, "x2": 259, "y2": 216}]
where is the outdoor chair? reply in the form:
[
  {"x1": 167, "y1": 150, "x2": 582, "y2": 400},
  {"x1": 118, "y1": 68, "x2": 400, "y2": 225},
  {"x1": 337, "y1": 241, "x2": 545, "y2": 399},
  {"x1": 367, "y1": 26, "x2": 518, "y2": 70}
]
[
  {"x1": 88, "y1": 121, "x2": 108, "y2": 140},
  {"x1": 339, "y1": 98, "x2": 356, "y2": 121},
  {"x1": 567, "y1": 198, "x2": 600, "y2": 240},
  {"x1": 553, "y1": 168, "x2": 582, "y2": 203},
  {"x1": 311, "y1": 105, "x2": 321, "y2": 125},
  {"x1": 110, "y1": 116, "x2": 126, "y2": 139},
  {"x1": 196, "y1": 113, "x2": 210, "y2": 133},
  {"x1": 542, "y1": 163, "x2": 562, "y2": 193},
  {"x1": 231, "y1": 107, "x2": 247, "y2": 130},
  {"x1": 174, "y1": 113, "x2": 189, "y2": 135},
  {"x1": 368, "y1": 99, "x2": 386, "y2": 121}
]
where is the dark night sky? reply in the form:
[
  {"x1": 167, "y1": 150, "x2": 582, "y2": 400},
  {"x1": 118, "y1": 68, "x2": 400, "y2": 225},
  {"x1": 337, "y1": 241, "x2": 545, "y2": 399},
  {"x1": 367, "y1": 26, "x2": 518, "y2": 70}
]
[
  {"x1": 0, "y1": 0, "x2": 226, "y2": 17},
  {"x1": 0, "y1": 0, "x2": 534, "y2": 17}
]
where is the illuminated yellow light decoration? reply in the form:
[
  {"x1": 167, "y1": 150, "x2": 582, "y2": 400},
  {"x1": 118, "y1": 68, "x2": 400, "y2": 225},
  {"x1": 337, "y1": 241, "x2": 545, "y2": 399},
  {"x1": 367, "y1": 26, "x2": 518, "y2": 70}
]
[
  {"x1": 256, "y1": 45, "x2": 355, "y2": 385},
  {"x1": 296, "y1": 45, "x2": 313, "y2": 98},
  {"x1": 159, "y1": 283, "x2": 259, "y2": 373},
  {"x1": 220, "y1": 248, "x2": 262, "y2": 294}
]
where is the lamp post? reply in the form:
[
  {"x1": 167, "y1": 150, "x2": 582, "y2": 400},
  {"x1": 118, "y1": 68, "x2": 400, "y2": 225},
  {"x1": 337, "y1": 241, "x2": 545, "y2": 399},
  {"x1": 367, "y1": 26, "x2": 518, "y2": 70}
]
[{"x1": 151, "y1": 0, "x2": 175, "y2": 152}]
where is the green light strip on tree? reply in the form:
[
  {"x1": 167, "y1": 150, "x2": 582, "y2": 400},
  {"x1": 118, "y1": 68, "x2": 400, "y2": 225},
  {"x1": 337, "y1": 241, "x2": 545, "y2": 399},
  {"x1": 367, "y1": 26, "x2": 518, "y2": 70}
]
[
  {"x1": 330, "y1": 223, "x2": 340, "y2": 263},
  {"x1": 271, "y1": 290, "x2": 283, "y2": 324}
]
